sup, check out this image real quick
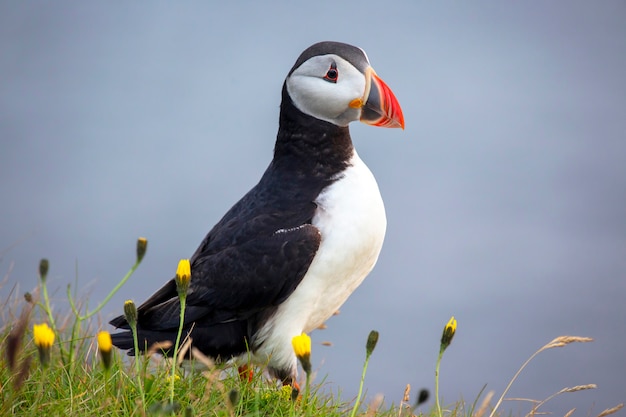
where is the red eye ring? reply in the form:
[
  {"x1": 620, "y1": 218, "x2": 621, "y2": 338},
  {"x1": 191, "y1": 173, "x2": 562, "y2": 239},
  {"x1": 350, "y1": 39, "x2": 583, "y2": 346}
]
[{"x1": 323, "y1": 63, "x2": 338, "y2": 83}]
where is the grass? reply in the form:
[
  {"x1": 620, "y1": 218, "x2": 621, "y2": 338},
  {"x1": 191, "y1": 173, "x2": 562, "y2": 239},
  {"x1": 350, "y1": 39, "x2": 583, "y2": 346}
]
[{"x1": 1, "y1": 237, "x2": 623, "y2": 416}]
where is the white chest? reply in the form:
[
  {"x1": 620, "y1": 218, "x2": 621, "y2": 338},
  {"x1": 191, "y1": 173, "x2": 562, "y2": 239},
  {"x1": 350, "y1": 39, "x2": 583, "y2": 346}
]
[
  {"x1": 303, "y1": 150, "x2": 387, "y2": 329},
  {"x1": 251, "y1": 151, "x2": 386, "y2": 371},
  {"x1": 268, "y1": 150, "x2": 386, "y2": 333}
]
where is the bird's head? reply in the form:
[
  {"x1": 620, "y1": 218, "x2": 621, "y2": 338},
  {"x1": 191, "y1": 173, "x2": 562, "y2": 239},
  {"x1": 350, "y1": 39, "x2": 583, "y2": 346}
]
[{"x1": 285, "y1": 41, "x2": 404, "y2": 129}]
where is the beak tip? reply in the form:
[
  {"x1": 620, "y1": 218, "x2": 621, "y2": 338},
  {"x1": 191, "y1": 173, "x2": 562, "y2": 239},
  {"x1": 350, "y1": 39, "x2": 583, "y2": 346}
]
[
  {"x1": 361, "y1": 69, "x2": 405, "y2": 131},
  {"x1": 397, "y1": 114, "x2": 406, "y2": 130}
]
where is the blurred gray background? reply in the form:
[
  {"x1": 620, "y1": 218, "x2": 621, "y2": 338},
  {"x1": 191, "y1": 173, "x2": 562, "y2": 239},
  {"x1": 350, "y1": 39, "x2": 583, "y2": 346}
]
[{"x1": 1, "y1": 2, "x2": 625, "y2": 414}]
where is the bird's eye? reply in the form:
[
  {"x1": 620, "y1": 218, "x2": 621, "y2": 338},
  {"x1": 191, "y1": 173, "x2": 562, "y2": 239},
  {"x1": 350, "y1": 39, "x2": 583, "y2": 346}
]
[{"x1": 323, "y1": 63, "x2": 338, "y2": 83}]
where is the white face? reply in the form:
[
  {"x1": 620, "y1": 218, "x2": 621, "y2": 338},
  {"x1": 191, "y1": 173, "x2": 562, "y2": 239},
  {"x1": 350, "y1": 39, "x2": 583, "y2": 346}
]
[{"x1": 286, "y1": 54, "x2": 367, "y2": 127}]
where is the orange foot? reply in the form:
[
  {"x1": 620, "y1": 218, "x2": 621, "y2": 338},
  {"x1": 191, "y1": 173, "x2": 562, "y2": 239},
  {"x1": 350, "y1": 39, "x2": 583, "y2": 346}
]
[
  {"x1": 289, "y1": 380, "x2": 300, "y2": 392},
  {"x1": 286, "y1": 378, "x2": 301, "y2": 401},
  {"x1": 238, "y1": 364, "x2": 253, "y2": 383}
]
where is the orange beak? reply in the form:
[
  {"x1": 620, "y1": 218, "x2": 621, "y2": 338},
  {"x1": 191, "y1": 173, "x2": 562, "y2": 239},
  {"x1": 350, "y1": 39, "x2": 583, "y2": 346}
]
[{"x1": 354, "y1": 67, "x2": 405, "y2": 129}]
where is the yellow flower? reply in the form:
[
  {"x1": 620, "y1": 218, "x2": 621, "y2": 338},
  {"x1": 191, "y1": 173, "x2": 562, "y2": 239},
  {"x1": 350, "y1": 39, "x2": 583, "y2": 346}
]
[
  {"x1": 175, "y1": 259, "x2": 191, "y2": 295},
  {"x1": 33, "y1": 323, "x2": 55, "y2": 349},
  {"x1": 136, "y1": 237, "x2": 148, "y2": 262},
  {"x1": 98, "y1": 330, "x2": 112, "y2": 353},
  {"x1": 440, "y1": 316, "x2": 457, "y2": 352},
  {"x1": 176, "y1": 259, "x2": 191, "y2": 284},
  {"x1": 33, "y1": 323, "x2": 55, "y2": 366},
  {"x1": 97, "y1": 331, "x2": 113, "y2": 370},
  {"x1": 445, "y1": 316, "x2": 457, "y2": 334},
  {"x1": 124, "y1": 299, "x2": 138, "y2": 328},
  {"x1": 166, "y1": 374, "x2": 181, "y2": 383},
  {"x1": 292, "y1": 332, "x2": 311, "y2": 358},
  {"x1": 291, "y1": 332, "x2": 312, "y2": 374}
]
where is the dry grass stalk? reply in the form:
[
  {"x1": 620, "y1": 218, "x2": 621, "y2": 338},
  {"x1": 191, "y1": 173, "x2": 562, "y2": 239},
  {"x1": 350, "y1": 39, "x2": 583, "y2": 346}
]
[
  {"x1": 176, "y1": 335, "x2": 193, "y2": 366},
  {"x1": 563, "y1": 408, "x2": 576, "y2": 417},
  {"x1": 191, "y1": 347, "x2": 218, "y2": 389},
  {"x1": 473, "y1": 390, "x2": 495, "y2": 417},
  {"x1": 505, "y1": 397, "x2": 540, "y2": 404},
  {"x1": 5, "y1": 306, "x2": 30, "y2": 371},
  {"x1": 596, "y1": 403, "x2": 624, "y2": 417},
  {"x1": 544, "y1": 336, "x2": 593, "y2": 350},
  {"x1": 526, "y1": 384, "x2": 597, "y2": 417},
  {"x1": 5, "y1": 304, "x2": 33, "y2": 393},
  {"x1": 488, "y1": 336, "x2": 594, "y2": 417},
  {"x1": 190, "y1": 347, "x2": 215, "y2": 370},
  {"x1": 562, "y1": 384, "x2": 596, "y2": 393},
  {"x1": 14, "y1": 356, "x2": 32, "y2": 392},
  {"x1": 364, "y1": 393, "x2": 384, "y2": 417},
  {"x1": 1, "y1": 264, "x2": 18, "y2": 326},
  {"x1": 397, "y1": 384, "x2": 411, "y2": 417},
  {"x1": 147, "y1": 340, "x2": 173, "y2": 357},
  {"x1": 403, "y1": 383, "x2": 411, "y2": 403}
]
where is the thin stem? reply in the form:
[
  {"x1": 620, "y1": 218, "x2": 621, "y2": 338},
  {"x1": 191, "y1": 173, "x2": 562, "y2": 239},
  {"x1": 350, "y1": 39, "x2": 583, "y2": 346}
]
[
  {"x1": 488, "y1": 346, "x2": 547, "y2": 417},
  {"x1": 170, "y1": 295, "x2": 187, "y2": 404},
  {"x1": 66, "y1": 284, "x2": 80, "y2": 316},
  {"x1": 39, "y1": 280, "x2": 69, "y2": 363},
  {"x1": 129, "y1": 320, "x2": 146, "y2": 409},
  {"x1": 63, "y1": 284, "x2": 84, "y2": 366},
  {"x1": 349, "y1": 351, "x2": 372, "y2": 417},
  {"x1": 74, "y1": 260, "x2": 141, "y2": 322},
  {"x1": 40, "y1": 277, "x2": 55, "y2": 328},
  {"x1": 66, "y1": 319, "x2": 82, "y2": 369},
  {"x1": 303, "y1": 371, "x2": 311, "y2": 412},
  {"x1": 435, "y1": 348, "x2": 444, "y2": 417},
  {"x1": 63, "y1": 260, "x2": 141, "y2": 366}
]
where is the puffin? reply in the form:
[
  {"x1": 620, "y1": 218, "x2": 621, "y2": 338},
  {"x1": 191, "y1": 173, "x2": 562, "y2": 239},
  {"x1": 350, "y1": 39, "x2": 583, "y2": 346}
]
[{"x1": 110, "y1": 41, "x2": 404, "y2": 385}]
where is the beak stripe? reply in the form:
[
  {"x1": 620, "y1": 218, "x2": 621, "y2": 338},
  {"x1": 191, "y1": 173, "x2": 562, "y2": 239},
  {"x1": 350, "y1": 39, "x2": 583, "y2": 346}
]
[{"x1": 359, "y1": 67, "x2": 405, "y2": 129}]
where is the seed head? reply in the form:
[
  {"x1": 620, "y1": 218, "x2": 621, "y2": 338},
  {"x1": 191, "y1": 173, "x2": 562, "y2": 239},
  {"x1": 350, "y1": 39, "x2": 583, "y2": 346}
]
[
  {"x1": 39, "y1": 259, "x2": 49, "y2": 282},
  {"x1": 366, "y1": 330, "x2": 379, "y2": 357},
  {"x1": 228, "y1": 389, "x2": 240, "y2": 408},
  {"x1": 124, "y1": 300, "x2": 138, "y2": 328},
  {"x1": 136, "y1": 237, "x2": 148, "y2": 263},
  {"x1": 416, "y1": 388, "x2": 430, "y2": 406}
]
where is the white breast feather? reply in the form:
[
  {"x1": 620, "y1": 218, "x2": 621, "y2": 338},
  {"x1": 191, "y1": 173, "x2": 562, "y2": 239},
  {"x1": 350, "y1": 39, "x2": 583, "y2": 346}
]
[{"x1": 252, "y1": 150, "x2": 387, "y2": 372}]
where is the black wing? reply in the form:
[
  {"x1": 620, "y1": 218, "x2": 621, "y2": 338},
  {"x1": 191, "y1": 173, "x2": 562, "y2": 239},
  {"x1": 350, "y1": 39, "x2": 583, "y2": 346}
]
[
  {"x1": 140, "y1": 224, "x2": 319, "y2": 329},
  {"x1": 110, "y1": 217, "x2": 320, "y2": 331},
  {"x1": 109, "y1": 160, "x2": 326, "y2": 357}
]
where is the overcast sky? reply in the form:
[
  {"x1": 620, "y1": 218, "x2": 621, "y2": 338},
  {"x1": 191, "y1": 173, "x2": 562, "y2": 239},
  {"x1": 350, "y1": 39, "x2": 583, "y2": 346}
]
[{"x1": 1, "y1": 2, "x2": 625, "y2": 414}]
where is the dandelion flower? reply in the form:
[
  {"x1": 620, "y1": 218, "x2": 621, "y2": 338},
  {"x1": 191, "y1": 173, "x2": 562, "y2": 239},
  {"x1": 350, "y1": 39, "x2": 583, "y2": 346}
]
[
  {"x1": 292, "y1": 332, "x2": 312, "y2": 374},
  {"x1": 436, "y1": 316, "x2": 457, "y2": 417},
  {"x1": 440, "y1": 316, "x2": 457, "y2": 352},
  {"x1": 175, "y1": 259, "x2": 191, "y2": 295},
  {"x1": 170, "y1": 259, "x2": 192, "y2": 403},
  {"x1": 97, "y1": 331, "x2": 113, "y2": 370},
  {"x1": 33, "y1": 323, "x2": 55, "y2": 367}
]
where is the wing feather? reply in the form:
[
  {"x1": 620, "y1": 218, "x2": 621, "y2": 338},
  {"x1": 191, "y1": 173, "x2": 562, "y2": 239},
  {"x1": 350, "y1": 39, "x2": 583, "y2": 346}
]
[{"x1": 110, "y1": 224, "x2": 320, "y2": 331}]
